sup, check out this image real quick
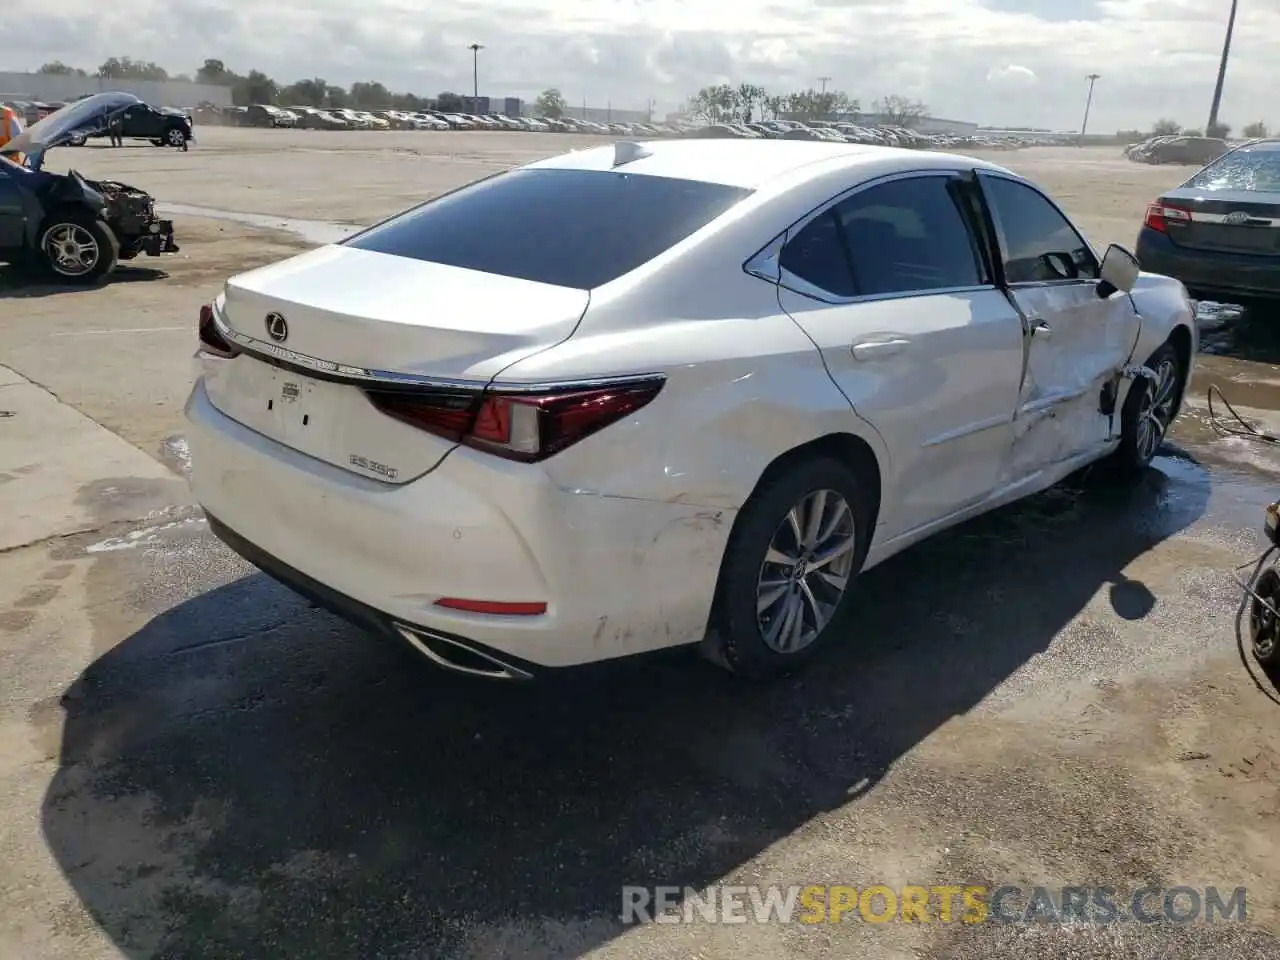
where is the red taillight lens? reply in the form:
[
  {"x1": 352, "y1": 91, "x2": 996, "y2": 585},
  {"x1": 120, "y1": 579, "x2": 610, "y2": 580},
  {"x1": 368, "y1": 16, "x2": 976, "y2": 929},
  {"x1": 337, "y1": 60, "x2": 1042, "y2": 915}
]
[
  {"x1": 197, "y1": 303, "x2": 240, "y2": 359},
  {"x1": 365, "y1": 378, "x2": 664, "y2": 462},
  {"x1": 1144, "y1": 201, "x2": 1192, "y2": 234},
  {"x1": 434, "y1": 598, "x2": 547, "y2": 616}
]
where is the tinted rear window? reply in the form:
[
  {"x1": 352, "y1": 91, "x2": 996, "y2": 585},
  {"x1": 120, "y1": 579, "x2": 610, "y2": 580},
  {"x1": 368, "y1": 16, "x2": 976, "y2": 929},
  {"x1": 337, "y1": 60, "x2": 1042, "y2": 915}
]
[
  {"x1": 344, "y1": 168, "x2": 752, "y2": 289},
  {"x1": 1184, "y1": 145, "x2": 1280, "y2": 193}
]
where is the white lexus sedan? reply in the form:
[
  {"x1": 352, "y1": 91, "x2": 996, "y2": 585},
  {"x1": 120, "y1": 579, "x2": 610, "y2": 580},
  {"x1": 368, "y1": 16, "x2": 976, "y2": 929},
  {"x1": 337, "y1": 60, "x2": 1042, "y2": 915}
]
[{"x1": 186, "y1": 139, "x2": 1197, "y2": 681}]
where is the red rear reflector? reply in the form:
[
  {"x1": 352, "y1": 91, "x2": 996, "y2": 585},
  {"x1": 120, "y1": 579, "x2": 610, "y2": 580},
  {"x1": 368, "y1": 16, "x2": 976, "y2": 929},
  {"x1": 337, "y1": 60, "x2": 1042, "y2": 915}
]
[
  {"x1": 434, "y1": 598, "x2": 547, "y2": 616},
  {"x1": 197, "y1": 303, "x2": 240, "y2": 359},
  {"x1": 1144, "y1": 201, "x2": 1192, "y2": 234},
  {"x1": 365, "y1": 378, "x2": 664, "y2": 462}
]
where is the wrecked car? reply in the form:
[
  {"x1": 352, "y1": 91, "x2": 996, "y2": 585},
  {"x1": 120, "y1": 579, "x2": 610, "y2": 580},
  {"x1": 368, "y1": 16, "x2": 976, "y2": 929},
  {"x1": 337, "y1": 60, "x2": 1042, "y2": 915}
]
[
  {"x1": 186, "y1": 143, "x2": 1197, "y2": 684},
  {"x1": 0, "y1": 93, "x2": 178, "y2": 284}
]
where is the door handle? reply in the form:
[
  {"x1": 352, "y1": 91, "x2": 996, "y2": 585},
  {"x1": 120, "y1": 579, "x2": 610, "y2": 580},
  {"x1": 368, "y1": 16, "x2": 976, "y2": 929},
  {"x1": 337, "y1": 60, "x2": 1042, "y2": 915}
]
[
  {"x1": 852, "y1": 338, "x2": 910, "y2": 360},
  {"x1": 1030, "y1": 320, "x2": 1052, "y2": 338}
]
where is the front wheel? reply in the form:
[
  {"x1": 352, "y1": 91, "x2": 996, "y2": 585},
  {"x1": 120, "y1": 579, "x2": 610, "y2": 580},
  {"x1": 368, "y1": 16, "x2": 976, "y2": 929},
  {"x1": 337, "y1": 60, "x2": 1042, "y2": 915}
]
[
  {"x1": 164, "y1": 126, "x2": 188, "y2": 148},
  {"x1": 707, "y1": 457, "x2": 872, "y2": 680},
  {"x1": 1250, "y1": 566, "x2": 1280, "y2": 668},
  {"x1": 38, "y1": 212, "x2": 119, "y2": 284},
  {"x1": 1112, "y1": 340, "x2": 1185, "y2": 475}
]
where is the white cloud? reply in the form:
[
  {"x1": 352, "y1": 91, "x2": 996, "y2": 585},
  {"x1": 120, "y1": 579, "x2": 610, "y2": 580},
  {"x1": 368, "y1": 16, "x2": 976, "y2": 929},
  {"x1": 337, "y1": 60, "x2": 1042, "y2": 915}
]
[
  {"x1": 4, "y1": 0, "x2": 1275, "y2": 132},
  {"x1": 987, "y1": 65, "x2": 1037, "y2": 85}
]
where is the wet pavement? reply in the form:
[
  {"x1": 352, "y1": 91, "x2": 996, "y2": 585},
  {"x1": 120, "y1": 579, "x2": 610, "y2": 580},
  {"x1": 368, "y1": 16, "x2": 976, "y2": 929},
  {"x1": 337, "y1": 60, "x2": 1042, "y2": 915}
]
[
  {"x1": 4, "y1": 302, "x2": 1280, "y2": 958},
  {"x1": 3, "y1": 135, "x2": 1280, "y2": 956},
  {"x1": 5, "y1": 432, "x2": 1280, "y2": 957}
]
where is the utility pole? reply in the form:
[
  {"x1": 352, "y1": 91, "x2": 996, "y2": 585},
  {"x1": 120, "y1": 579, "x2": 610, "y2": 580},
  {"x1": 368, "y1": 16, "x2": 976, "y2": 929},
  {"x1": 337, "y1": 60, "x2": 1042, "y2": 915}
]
[
  {"x1": 1080, "y1": 73, "x2": 1101, "y2": 145},
  {"x1": 817, "y1": 76, "x2": 831, "y2": 94},
  {"x1": 1207, "y1": 0, "x2": 1239, "y2": 136},
  {"x1": 468, "y1": 42, "x2": 484, "y2": 114}
]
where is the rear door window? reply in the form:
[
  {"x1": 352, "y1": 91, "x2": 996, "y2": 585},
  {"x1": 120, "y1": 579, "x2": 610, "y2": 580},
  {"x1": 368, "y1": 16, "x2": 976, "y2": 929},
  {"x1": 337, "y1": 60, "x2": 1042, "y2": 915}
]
[
  {"x1": 778, "y1": 174, "x2": 987, "y2": 299},
  {"x1": 344, "y1": 168, "x2": 752, "y2": 289},
  {"x1": 834, "y1": 176, "x2": 986, "y2": 295}
]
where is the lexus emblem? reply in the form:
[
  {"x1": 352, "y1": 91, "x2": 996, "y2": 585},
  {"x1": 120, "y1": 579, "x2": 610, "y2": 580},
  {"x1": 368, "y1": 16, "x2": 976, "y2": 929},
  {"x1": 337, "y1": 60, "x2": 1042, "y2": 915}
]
[
  {"x1": 265, "y1": 312, "x2": 289, "y2": 342},
  {"x1": 1222, "y1": 211, "x2": 1250, "y2": 225}
]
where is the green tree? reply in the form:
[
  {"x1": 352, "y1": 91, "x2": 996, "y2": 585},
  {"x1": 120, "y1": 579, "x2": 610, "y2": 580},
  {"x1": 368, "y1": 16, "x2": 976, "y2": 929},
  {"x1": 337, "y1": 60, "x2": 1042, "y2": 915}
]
[
  {"x1": 736, "y1": 83, "x2": 767, "y2": 123},
  {"x1": 38, "y1": 61, "x2": 85, "y2": 76},
  {"x1": 279, "y1": 77, "x2": 327, "y2": 106},
  {"x1": 1243, "y1": 121, "x2": 1270, "y2": 139},
  {"x1": 435, "y1": 91, "x2": 466, "y2": 112},
  {"x1": 350, "y1": 81, "x2": 392, "y2": 109},
  {"x1": 231, "y1": 69, "x2": 277, "y2": 106},
  {"x1": 195, "y1": 59, "x2": 235, "y2": 85},
  {"x1": 1151, "y1": 118, "x2": 1181, "y2": 135},
  {"x1": 535, "y1": 88, "x2": 567, "y2": 119},
  {"x1": 97, "y1": 57, "x2": 168, "y2": 81}
]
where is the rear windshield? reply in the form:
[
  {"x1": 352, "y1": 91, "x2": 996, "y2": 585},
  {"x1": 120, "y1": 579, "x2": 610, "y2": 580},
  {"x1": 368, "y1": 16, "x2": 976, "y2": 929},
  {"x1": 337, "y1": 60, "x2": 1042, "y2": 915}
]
[
  {"x1": 344, "y1": 168, "x2": 753, "y2": 289},
  {"x1": 1184, "y1": 144, "x2": 1280, "y2": 192}
]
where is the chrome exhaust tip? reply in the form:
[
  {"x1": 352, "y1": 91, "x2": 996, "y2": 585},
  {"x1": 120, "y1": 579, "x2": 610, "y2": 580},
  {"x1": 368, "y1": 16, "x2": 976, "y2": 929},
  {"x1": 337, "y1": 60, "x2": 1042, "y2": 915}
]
[{"x1": 393, "y1": 624, "x2": 533, "y2": 681}]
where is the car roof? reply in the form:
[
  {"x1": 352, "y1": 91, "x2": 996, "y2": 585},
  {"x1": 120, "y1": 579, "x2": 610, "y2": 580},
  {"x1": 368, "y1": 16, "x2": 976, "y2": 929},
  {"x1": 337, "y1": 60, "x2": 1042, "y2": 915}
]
[{"x1": 526, "y1": 138, "x2": 1004, "y2": 189}]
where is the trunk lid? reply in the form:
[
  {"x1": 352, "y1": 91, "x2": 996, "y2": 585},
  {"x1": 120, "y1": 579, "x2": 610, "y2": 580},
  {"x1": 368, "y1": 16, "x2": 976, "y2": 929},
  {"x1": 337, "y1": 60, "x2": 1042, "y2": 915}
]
[
  {"x1": 1160, "y1": 186, "x2": 1280, "y2": 256},
  {"x1": 205, "y1": 244, "x2": 589, "y2": 482}
]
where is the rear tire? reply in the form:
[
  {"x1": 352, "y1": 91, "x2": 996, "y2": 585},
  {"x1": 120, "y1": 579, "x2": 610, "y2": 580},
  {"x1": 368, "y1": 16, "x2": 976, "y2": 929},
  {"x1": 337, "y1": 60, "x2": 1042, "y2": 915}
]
[
  {"x1": 38, "y1": 211, "x2": 119, "y2": 284},
  {"x1": 1111, "y1": 340, "x2": 1184, "y2": 476},
  {"x1": 707, "y1": 457, "x2": 872, "y2": 680}
]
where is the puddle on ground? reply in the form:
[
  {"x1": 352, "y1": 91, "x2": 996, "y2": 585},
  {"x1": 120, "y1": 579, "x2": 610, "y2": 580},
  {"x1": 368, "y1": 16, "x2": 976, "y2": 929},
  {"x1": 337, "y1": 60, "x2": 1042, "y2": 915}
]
[
  {"x1": 155, "y1": 204, "x2": 361, "y2": 245},
  {"x1": 1180, "y1": 298, "x2": 1280, "y2": 477}
]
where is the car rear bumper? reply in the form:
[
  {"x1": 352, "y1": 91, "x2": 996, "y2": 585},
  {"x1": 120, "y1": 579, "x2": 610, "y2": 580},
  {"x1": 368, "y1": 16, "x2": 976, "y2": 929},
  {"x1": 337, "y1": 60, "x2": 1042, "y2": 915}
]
[
  {"x1": 184, "y1": 377, "x2": 734, "y2": 673},
  {"x1": 1136, "y1": 226, "x2": 1280, "y2": 301}
]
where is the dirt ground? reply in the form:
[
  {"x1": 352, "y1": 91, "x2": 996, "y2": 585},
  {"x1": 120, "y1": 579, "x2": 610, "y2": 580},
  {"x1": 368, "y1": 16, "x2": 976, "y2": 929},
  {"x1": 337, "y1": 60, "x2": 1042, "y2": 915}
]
[{"x1": 1, "y1": 129, "x2": 1279, "y2": 960}]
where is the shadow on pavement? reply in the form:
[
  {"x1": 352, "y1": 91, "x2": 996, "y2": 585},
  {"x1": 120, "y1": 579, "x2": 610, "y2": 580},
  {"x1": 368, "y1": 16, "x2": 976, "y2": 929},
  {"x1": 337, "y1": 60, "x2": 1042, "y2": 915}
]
[
  {"x1": 0, "y1": 265, "x2": 170, "y2": 298},
  {"x1": 42, "y1": 457, "x2": 1209, "y2": 958}
]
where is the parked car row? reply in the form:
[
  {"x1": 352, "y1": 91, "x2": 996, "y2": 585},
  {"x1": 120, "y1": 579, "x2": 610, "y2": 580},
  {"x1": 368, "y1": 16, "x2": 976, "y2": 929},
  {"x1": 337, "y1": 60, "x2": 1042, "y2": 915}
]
[
  {"x1": 184, "y1": 104, "x2": 1050, "y2": 150},
  {"x1": 688, "y1": 118, "x2": 1047, "y2": 151},
  {"x1": 1125, "y1": 135, "x2": 1231, "y2": 165}
]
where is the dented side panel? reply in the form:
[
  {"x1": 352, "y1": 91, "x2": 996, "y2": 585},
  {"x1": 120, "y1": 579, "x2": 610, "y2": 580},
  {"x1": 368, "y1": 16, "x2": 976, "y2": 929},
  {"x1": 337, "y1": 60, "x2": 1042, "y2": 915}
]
[{"x1": 1006, "y1": 282, "x2": 1142, "y2": 476}]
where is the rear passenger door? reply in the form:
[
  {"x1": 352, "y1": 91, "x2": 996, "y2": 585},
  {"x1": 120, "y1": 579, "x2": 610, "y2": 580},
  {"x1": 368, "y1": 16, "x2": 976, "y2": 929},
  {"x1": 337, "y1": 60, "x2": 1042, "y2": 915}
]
[
  {"x1": 773, "y1": 171, "x2": 1026, "y2": 538},
  {"x1": 976, "y1": 173, "x2": 1141, "y2": 476}
]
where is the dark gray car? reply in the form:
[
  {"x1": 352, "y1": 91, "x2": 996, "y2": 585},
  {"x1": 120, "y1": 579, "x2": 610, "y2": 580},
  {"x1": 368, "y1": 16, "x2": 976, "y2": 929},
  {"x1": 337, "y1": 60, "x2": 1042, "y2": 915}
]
[{"x1": 1135, "y1": 139, "x2": 1280, "y2": 302}]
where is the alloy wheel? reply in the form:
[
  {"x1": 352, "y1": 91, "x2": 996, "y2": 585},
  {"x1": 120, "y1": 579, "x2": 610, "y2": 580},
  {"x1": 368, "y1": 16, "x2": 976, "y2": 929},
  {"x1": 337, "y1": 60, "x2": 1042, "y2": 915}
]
[
  {"x1": 1134, "y1": 358, "x2": 1178, "y2": 463},
  {"x1": 755, "y1": 488, "x2": 857, "y2": 654},
  {"x1": 42, "y1": 224, "x2": 100, "y2": 277},
  {"x1": 167, "y1": 127, "x2": 186, "y2": 146}
]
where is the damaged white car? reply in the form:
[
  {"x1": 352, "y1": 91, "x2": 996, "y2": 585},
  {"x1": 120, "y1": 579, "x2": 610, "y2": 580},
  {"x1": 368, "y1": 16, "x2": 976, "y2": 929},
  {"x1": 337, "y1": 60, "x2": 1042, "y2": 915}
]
[{"x1": 186, "y1": 139, "x2": 1197, "y2": 681}]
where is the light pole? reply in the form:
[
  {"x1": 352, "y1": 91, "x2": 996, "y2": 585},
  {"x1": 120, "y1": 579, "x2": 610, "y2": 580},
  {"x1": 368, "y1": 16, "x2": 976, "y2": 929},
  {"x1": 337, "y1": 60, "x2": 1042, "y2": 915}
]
[
  {"x1": 468, "y1": 42, "x2": 484, "y2": 113},
  {"x1": 1206, "y1": 0, "x2": 1239, "y2": 136},
  {"x1": 817, "y1": 76, "x2": 831, "y2": 94},
  {"x1": 1079, "y1": 73, "x2": 1101, "y2": 145}
]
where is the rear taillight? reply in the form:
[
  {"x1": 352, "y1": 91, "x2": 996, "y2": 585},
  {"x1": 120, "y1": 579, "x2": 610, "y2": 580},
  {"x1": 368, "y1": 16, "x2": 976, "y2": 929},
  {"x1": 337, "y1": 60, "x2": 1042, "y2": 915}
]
[
  {"x1": 1144, "y1": 201, "x2": 1192, "y2": 234},
  {"x1": 365, "y1": 378, "x2": 664, "y2": 462},
  {"x1": 197, "y1": 303, "x2": 240, "y2": 359}
]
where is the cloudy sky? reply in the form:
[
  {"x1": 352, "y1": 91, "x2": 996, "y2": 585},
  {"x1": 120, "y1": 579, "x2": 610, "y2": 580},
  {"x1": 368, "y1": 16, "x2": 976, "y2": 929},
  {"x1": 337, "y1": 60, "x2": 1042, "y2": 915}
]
[{"x1": 6, "y1": 0, "x2": 1273, "y2": 131}]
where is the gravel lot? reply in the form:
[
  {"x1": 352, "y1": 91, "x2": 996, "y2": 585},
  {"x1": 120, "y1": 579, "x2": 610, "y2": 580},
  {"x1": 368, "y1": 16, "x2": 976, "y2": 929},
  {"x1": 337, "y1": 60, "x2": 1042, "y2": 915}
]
[{"x1": 1, "y1": 128, "x2": 1279, "y2": 960}]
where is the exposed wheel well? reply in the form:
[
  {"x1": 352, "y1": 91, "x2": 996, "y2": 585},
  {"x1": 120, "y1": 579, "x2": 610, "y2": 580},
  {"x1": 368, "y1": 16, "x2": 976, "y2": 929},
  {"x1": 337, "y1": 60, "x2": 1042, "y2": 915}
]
[
  {"x1": 750, "y1": 433, "x2": 883, "y2": 534},
  {"x1": 1167, "y1": 323, "x2": 1193, "y2": 417},
  {"x1": 708, "y1": 432, "x2": 884, "y2": 624}
]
